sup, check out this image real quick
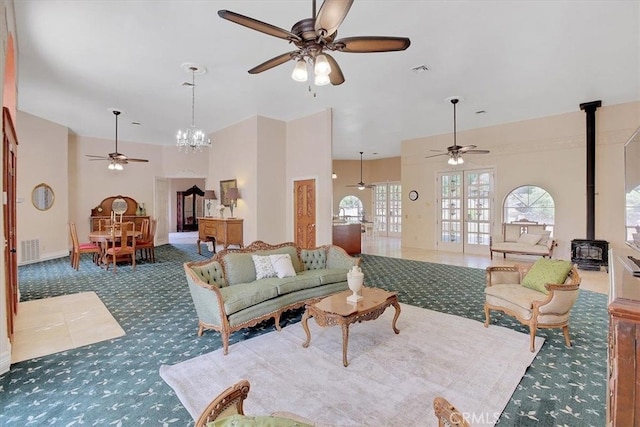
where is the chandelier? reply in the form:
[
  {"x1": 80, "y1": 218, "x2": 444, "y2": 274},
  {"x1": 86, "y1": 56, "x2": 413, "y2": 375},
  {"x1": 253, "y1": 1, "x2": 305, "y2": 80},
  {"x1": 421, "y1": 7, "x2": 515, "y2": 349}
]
[{"x1": 176, "y1": 64, "x2": 211, "y2": 152}]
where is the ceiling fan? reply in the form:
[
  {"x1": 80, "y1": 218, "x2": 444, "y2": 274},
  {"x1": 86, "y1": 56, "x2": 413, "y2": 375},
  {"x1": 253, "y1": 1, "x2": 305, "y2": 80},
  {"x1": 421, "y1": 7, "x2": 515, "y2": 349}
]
[
  {"x1": 346, "y1": 152, "x2": 375, "y2": 190},
  {"x1": 217, "y1": 0, "x2": 410, "y2": 86},
  {"x1": 425, "y1": 97, "x2": 490, "y2": 165},
  {"x1": 86, "y1": 110, "x2": 149, "y2": 170}
]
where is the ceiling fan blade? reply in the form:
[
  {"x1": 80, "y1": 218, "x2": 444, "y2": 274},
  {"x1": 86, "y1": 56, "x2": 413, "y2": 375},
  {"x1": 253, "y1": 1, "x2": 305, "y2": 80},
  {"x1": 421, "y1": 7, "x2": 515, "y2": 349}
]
[
  {"x1": 218, "y1": 10, "x2": 301, "y2": 42},
  {"x1": 87, "y1": 158, "x2": 110, "y2": 161},
  {"x1": 334, "y1": 36, "x2": 411, "y2": 53},
  {"x1": 457, "y1": 145, "x2": 477, "y2": 152},
  {"x1": 86, "y1": 154, "x2": 109, "y2": 159},
  {"x1": 425, "y1": 153, "x2": 449, "y2": 159},
  {"x1": 465, "y1": 149, "x2": 490, "y2": 154},
  {"x1": 324, "y1": 53, "x2": 345, "y2": 85},
  {"x1": 315, "y1": 0, "x2": 354, "y2": 38},
  {"x1": 126, "y1": 158, "x2": 149, "y2": 162},
  {"x1": 248, "y1": 51, "x2": 298, "y2": 74}
]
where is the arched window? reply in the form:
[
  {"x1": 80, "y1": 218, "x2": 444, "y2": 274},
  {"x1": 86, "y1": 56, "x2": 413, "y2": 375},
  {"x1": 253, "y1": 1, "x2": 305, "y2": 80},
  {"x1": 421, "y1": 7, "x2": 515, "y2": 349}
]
[
  {"x1": 503, "y1": 185, "x2": 555, "y2": 231},
  {"x1": 338, "y1": 196, "x2": 363, "y2": 223},
  {"x1": 626, "y1": 184, "x2": 640, "y2": 241}
]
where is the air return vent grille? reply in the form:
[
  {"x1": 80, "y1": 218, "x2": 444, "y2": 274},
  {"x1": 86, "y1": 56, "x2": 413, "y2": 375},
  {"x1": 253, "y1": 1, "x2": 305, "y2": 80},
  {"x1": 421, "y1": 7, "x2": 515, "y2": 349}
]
[{"x1": 20, "y1": 239, "x2": 40, "y2": 263}]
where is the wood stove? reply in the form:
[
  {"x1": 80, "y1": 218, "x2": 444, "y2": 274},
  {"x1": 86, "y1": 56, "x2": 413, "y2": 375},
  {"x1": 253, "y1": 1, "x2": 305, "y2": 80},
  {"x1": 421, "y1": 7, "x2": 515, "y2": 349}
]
[
  {"x1": 571, "y1": 239, "x2": 609, "y2": 270},
  {"x1": 573, "y1": 101, "x2": 608, "y2": 271}
]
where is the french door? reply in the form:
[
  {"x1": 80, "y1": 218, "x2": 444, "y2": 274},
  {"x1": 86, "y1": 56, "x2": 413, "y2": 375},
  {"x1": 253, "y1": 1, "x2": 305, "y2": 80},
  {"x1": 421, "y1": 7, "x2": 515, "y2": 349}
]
[
  {"x1": 437, "y1": 169, "x2": 494, "y2": 254},
  {"x1": 373, "y1": 182, "x2": 401, "y2": 237}
]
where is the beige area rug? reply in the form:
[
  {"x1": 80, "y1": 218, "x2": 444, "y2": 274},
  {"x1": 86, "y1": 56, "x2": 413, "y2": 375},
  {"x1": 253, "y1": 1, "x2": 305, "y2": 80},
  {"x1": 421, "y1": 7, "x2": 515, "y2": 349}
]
[
  {"x1": 160, "y1": 304, "x2": 543, "y2": 426},
  {"x1": 12, "y1": 291, "x2": 125, "y2": 363}
]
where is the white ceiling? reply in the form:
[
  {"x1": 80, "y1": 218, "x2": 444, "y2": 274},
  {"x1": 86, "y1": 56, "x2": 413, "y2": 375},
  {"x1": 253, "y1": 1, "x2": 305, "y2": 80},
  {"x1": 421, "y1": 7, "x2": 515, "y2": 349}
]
[{"x1": 13, "y1": 0, "x2": 640, "y2": 160}]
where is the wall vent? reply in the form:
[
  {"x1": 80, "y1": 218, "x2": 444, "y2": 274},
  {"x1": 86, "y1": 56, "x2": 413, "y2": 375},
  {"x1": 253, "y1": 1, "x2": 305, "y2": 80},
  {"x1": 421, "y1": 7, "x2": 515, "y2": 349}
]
[{"x1": 20, "y1": 239, "x2": 40, "y2": 263}]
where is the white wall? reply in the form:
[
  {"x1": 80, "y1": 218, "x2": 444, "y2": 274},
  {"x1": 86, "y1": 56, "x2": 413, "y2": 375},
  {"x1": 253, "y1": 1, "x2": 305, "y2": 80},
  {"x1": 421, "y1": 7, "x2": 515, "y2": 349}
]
[
  {"x1": 16, "y1": 111, "x2": 69, "y2": 261},
  {"x1": 256, "y1": 116, "x2": 286, "y2": 244},
  {"x1": 286, "y1": 109, "x2": 333, "y2": 245},
  {"x1": 401, "y1": 101, "x2": 640, "y2": 258}
]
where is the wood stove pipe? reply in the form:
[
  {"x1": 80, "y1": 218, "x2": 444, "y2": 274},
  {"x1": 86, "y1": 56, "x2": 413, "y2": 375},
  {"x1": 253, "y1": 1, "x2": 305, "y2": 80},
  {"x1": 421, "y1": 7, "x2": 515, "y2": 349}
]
[{"x1": 579, "y1": 100, "x2": 602, "y2": 241}]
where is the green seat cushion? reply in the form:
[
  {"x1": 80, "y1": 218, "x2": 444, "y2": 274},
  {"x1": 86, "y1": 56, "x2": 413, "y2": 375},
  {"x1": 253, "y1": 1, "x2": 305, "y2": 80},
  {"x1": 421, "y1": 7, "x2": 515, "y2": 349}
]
[
  {"x1": 219, "y1": 282, "x2": 279, "y2": 315},
  {"x1": 259, "y1": 273, "x2": 322, "y2": 295},
  {"x1": 208, "y1": 414, "x2": 312, "y2": 427},
  {"x1": 522, "y1": 259, "x2": 572, "y2": 294},
  {"x1": 299, "y1": 268, "x2": 347, "y2": 285}
]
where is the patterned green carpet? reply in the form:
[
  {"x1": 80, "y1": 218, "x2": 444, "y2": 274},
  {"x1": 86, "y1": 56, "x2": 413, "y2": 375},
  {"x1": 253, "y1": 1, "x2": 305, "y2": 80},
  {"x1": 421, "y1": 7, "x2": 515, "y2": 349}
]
[{"x1": 0, "y1": 245, "x2": 607, "y2": 426}]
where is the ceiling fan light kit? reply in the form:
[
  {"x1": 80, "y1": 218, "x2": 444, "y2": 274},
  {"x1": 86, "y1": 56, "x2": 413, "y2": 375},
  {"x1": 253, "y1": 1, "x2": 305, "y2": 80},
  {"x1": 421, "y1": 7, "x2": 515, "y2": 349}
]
[
  {"x1": 176, "y1": 64, "x2": 211, "y2": 152},
  {"x1": 218, "y1": 0, "x2": 410, "y2": 87},
  {"x1": 425, "y1": 96, "x2": 490, "y2": 165},
  {"x1": 346, "y1": 151, "x2": 375, "y2": 190}
]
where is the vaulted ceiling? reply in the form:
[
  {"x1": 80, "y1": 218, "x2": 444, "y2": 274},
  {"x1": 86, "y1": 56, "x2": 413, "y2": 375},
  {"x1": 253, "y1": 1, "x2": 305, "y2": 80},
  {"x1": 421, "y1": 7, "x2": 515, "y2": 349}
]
[{"x1": 13, "y1": 0, "x2": 640, "y2": 159}]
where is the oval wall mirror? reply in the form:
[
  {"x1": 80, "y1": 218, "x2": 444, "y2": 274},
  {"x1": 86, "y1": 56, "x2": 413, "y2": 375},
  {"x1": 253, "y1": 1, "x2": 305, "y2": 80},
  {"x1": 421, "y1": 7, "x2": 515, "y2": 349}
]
[{"x1": 32, "y1": 183, "x2": 55, "y2": 211}]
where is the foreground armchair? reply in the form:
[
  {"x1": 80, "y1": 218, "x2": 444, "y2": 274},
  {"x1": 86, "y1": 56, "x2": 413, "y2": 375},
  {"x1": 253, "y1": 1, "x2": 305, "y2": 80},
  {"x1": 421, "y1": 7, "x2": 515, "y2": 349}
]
[
  {"x1": 484, "y1": 260, "x2": 581, "y2": 352},
  {"x1": 195, "y1": 380, "x2": 250, "y2": 427}
]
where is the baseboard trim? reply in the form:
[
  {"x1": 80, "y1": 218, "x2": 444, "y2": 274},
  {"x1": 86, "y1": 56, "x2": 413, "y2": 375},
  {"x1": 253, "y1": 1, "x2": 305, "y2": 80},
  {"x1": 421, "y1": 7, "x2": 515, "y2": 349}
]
[{"x1": 0, "y1": 342, "x2": 12, "y2": 374}]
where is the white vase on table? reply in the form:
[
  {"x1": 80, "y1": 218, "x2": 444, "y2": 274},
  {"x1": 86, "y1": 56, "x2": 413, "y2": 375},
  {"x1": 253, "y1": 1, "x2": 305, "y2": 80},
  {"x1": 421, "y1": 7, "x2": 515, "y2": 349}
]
[{"x1": 347, "y1": 266, "x2": 364, "y2": 302}]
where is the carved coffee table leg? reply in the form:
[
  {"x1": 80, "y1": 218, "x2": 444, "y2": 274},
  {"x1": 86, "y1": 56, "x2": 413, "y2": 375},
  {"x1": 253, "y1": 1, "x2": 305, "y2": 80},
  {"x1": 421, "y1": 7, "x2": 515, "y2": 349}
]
[
  {"x1": 301, "y1": 309, "x2": 312, "y2": 348},
  {"x1": 342, "y1": 323, "x2": 350, "y2": 367},
  {"x1": 391, "y1": 299, "x2": 401, "y2": 334}
]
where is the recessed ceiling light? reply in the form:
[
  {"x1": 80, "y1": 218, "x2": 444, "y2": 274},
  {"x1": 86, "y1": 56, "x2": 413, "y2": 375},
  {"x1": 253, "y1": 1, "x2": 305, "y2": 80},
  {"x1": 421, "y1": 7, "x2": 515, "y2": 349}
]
[
  {"x1": 372, "y1": 152, "x2": 378, "y2": 155},
  {"x1": 411, "y1": 65, "x2": 429, "y2": 73}
]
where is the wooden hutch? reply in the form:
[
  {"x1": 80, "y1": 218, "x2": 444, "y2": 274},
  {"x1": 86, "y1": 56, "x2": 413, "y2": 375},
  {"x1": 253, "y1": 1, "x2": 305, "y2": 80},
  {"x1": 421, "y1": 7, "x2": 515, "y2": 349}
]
[
  {"x1": 607, "y1": 248, "x2": 640, "y2": 426},
  {"x1": 90, "y1": 195, "x2": 149, "y2": 231}
]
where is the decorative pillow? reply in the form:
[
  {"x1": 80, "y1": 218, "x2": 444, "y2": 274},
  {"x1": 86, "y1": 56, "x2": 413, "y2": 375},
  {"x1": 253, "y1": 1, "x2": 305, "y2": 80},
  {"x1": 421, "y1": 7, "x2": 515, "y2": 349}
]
[
  {"x1": 517, "y1": 233, "x2": 542, "y2": 246},
  {"x1": 530, "y1": 230, "x2": 552, "y2": 245},
  {"x1": 252, "y1": 255, "x2": 277, "y2": 280},
  {"x1": 522, "y1": 259, "x2": 573, "y2": 294},
  {"x1": 269, "y1": 254, "x2": 297, "y2": 279}
]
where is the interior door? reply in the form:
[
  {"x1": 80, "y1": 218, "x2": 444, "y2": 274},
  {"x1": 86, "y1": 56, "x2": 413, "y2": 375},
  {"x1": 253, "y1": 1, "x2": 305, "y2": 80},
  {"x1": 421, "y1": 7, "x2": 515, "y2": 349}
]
[
  {"x1": 3, "y1": 108, "x2": 18, "y2": 341},
  {"x1": 436, "y1": 168, "x2": 494, "y2": 254},
  {"x1": 294, "y1": 179, "x2": 316, "y2": 248}
]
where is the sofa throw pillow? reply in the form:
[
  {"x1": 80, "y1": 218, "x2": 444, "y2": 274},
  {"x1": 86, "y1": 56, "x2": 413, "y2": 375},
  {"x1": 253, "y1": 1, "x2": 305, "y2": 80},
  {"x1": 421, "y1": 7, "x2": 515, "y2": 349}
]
[
  {"x1": 270, "y1": 254, "x2": 297, "y2": 279},
  {"x1": 522, "y1": 259, "x2": 573, "y2": 294},
  {"x1": 252, "y1": 255, "x2": 277, "y2": 280},
  {"x1": 517, "y1": 233, "x2": 542, "y2": 246},
  {"x1": 530, "y1": 230, "x2": 552, "y2": 245}
]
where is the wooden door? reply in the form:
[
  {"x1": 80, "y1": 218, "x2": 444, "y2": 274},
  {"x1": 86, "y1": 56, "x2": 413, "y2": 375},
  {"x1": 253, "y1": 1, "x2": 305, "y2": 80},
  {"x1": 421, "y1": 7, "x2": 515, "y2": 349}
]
[
  {"x1": 294, "y1": 179, "x2": 316, "y2": 248},
  {"x1": 3, "y1": 107, "x2": 18, "y2": 341}
]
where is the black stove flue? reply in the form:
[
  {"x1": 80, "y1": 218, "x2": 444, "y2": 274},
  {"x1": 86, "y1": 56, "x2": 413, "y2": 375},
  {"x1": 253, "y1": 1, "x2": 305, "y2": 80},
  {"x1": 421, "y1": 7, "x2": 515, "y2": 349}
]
[{"x1": 574, "y1": 101, "x2": 608, "y2": 271}]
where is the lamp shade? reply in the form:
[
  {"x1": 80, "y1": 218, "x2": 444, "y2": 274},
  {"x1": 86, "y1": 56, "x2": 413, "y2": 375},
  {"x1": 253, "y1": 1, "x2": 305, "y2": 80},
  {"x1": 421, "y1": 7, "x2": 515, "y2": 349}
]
[
  {"x1": 204, "y1": 190, "x2": 217, "y2": 200},
  {"x1": 291, "y1": 59, "x2": 308, "y2": 82},
  {"x1": 226, "y1": 187, "x2": 240, "y2": 200}
]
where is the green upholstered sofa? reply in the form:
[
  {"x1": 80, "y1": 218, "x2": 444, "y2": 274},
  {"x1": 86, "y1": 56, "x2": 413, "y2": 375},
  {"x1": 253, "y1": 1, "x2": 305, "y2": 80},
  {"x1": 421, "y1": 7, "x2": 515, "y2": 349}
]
[{"x1": 184, "y1": 241, "x2": 360, "y2": 354}]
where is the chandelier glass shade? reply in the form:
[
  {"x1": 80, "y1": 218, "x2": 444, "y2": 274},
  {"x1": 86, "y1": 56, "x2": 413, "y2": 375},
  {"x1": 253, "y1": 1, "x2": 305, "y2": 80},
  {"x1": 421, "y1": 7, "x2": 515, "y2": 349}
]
[
  {"x1": 290, "y1": 53, "x2": 332, "y2": 86},
  {"x1": 177, "y1": 65, "x2": 211, "y2": 152}
]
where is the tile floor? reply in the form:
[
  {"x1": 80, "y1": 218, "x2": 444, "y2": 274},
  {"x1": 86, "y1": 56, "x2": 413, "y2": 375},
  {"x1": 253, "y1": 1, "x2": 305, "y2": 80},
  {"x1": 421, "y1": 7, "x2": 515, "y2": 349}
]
[{"x1": 11, "y1": 291, "x2": 125, "y2": 363}]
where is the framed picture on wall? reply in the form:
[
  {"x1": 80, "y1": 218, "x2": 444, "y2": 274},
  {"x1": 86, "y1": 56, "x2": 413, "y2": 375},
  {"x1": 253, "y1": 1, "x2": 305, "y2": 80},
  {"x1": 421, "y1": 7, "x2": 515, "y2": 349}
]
[{"x1": 220, "y1": 179, "x2": 237, "y2": 207}]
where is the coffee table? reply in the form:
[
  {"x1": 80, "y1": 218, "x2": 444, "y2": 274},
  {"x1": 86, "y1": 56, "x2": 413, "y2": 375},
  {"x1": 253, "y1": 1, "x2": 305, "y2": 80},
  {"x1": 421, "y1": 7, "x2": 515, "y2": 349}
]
[{"x1": 301, "y1": 287, "x2": 401, "y2": 367}]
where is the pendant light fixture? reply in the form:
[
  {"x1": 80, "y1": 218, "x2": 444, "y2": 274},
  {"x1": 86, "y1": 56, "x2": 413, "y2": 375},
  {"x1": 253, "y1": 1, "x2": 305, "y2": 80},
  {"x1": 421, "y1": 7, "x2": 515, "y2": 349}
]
[{"x1": 176, "y1": 64, "x2": 211, "y2": 152}]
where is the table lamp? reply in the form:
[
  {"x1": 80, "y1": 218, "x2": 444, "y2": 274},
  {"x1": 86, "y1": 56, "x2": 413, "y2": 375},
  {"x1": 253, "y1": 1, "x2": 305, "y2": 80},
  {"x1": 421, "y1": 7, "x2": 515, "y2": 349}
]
[
  {"x1": 204, "y1": 190, "x2": 217, "y2": 218},
  {"x1": 226, "y1": 187, "x2": 240, "y2": 218}
]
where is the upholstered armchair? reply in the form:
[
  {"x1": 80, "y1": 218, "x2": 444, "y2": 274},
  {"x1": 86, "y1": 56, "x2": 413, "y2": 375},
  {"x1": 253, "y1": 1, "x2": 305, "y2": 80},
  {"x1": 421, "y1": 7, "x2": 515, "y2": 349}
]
[
  {"x1": 433, "y1": 397, "x2": 470, "y2": 427},
  {"x1": 195, "y1": 380, "x2": 250, "y2": 427},
  {"x1": 484, "y1": 260, "x2": 581, "y2": 352}
]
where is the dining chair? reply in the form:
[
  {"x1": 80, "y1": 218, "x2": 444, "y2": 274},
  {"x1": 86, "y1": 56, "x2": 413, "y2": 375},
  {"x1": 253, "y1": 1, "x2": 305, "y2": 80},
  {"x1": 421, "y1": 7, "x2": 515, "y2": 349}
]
[
  {"x1": 105, "y1": 221, "x2": 136, "y2": 273},
  {"x1": 69, "y1": 222, "x2": 100, "y2": 270},
  {"x1": 137, "y1": 218, "x2": 157, "y2": 263},
  {"x1": 98, "y1": 218, "x2": 114, "y2": 231}
]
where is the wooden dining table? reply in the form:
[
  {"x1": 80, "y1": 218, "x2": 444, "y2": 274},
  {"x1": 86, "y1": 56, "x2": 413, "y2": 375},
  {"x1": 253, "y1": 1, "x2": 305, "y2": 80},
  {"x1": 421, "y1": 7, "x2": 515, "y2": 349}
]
[{"x1": 88, "y1": 229, "x2": 143, "y2": 267}]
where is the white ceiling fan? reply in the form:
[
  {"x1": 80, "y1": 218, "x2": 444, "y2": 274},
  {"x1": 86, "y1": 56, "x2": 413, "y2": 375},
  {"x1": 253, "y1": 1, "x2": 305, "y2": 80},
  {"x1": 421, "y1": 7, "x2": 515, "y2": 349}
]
[{"x1": 346, "y1": 152, "x2": 375, "y2": 190}]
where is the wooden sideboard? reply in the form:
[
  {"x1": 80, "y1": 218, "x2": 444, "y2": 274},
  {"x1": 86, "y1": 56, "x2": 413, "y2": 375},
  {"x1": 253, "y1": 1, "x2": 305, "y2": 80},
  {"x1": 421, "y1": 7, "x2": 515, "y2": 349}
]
[
  {"x1": 197, "y1": 217, "x2": 244, "y2": 254},
  {"x1": 607, "y1": 248, "x2": 640, "y2": 426},
  {"x1": 90, "y1": 195, "x2": 149, "y2": 231}
]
